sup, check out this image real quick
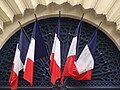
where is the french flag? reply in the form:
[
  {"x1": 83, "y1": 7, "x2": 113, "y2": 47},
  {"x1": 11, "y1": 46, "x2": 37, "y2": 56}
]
[
  {"x1": 71, "y1": 29, "x2": 97, "y2": 80},
  {"x1": 61, "y1": 21, "x2": 81, "y2": 83},
  {"x1": 23, "y1": 17, "x2": 48, "y2": 86},
  {"x1": 9, "y1": 29, "x2": 29, "y2": 89},
  {"x1": 50, "y1": 17, "x2": 61, "y2": 85}
]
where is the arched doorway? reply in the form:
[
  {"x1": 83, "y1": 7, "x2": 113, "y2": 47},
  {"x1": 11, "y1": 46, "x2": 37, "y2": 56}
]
[{"x1": 0, "y1": 17, "x2": 120, "y2": 89}]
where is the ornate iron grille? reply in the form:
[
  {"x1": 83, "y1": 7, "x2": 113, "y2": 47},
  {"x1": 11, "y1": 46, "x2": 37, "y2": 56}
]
[{"x1": 0, "y1": 17, "x2": 120, "y2": 89}]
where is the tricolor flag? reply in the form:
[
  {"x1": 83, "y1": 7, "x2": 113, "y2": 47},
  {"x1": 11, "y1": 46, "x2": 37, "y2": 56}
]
[
  {"x1": 71, "y1": 29, "x2": 97, "y2": 80},
  {"x1": 23, "y1": 18, "x2": 48, "y2": 86},
  {"x1": 61, "y1": 21, "x2": 81, "y2": 83},
  {"x1": 50, "y1": 17, "x2": 61, "y2": 84},
  {"x1": 9, "y1": 29, "x2": 29, "y2": 89}
]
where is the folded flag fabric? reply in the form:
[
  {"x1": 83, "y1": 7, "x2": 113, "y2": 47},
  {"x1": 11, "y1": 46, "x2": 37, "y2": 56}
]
[
  {"x1": 61, "y1": 21, "x2": 81, "y2": 83},
  {"x1": 50, "y1": 17, "x2": 61, "y2": 85},
  {"x1": 61, "y1": 21, "x2": 97, "y2": 83},
  {"x1": 23, "y1": 18, "x2": 48, "y2": 86},
  {"x1": 71, "y1": 29, "x2": 97, "y2": 80},
  {"x1": 9, "y1": 29, "x2": 29, "y2": 90}
]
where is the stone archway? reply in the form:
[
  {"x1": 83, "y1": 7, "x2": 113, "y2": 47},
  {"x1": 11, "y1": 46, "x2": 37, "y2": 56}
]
[
  {"x1": 0, "y1": 2, "x2": 120, "y2": 51},
  {"x1": 0, "y1": 17, "x2": 120, "y2": 89}
]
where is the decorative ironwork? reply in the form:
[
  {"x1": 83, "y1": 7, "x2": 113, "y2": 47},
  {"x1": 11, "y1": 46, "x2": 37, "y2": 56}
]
[{"x1": 0, "y1": 17, "x2": 120, "y2": 89}]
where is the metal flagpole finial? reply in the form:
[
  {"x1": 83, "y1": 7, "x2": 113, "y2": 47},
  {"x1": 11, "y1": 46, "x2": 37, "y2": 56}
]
[
  {"x1": 34, "y1": 13, "x2": 37, "y2": 19},
  {"x1": 97, "y1": 21, "x2": 102, "y2": 28},
  {"x1": 81, "y1": 13, "x2": 84, "y2": 20},
  {"x1": 18, "y1": 21, "x2": 22, "y2": 26},
  {"x1": 99, "y1": 21, "x2": 102, "y2": 26},
  {"x1": 59, "y1": 11, "x2": 61, "y2": 18}
]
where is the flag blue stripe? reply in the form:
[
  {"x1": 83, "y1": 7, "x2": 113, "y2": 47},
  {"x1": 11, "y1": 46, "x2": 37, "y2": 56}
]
[
  {"x1": 74, "y1": 20, "x2": 81, "y2": 37},
  {"x1": 88, "y1": 29, "x2": 98, "y2": 56},
  {"x1": 32, "y1": 18, "x2": 48, "y2": 60},
  {"x1": 76, "y1": 20, "x2": 82, "y2": 60},
  {"x1": 18, "y1": 29, "x2": 29, "y2": 64}
]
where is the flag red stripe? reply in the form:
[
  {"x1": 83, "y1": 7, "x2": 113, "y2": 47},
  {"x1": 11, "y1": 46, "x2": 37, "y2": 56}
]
[
  {"x1": 9, "y1": 64, "x2": 18, "y2": 90},
  {"x1": 50, "y1": 53, "x2": 54, "y2": 73},
  {"x1": 61, "y1": 55, "x2": 92, "y2": 83},
  {"x1": 50, "y1": 53, "x2": 60, "y2": 85},
  {"x1": 71, "y1": 64, "x2": 92, "y2": 80},
  {"x1": 23, "y1": 58, "x2": 34, "y2": 86},
  {"x1": 61, "y1": 55, "x2": 76, "y2": 83}
]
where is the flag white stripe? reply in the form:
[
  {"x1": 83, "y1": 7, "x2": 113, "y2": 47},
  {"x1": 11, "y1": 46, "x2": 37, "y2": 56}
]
[
  {"x1": 54, "y1": 36, "x2": 61, "y2": 68},
  {"x1": 67, "y1": 36, "x2": 77, "y2": 57},
  {"x1": 24, "y1": 38, "x2": 35, "y2": 71},
  {"x1": 51, "y1": 34, "x2": 57, "y2": 53},
  {"x1": 13, "y1": 44, "x2": 23, "y2": 75},
  {"x1": 75, "y1": 45, "x2": 94, "y2": 74},
  {"x1": 50, "y1": 33, "x2": 61, "y2": 68}
]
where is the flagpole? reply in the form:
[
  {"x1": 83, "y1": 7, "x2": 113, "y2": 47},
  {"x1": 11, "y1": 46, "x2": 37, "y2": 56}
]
[
  {"x1": 57, "y1": 11, "x2": 61, "y2": 41},
  {"x1": 76, "y1": 13, "x2": 84, "y2": 43},
  {"x1": 18, "y1": 21, "x2": 30, "y2": 42},
  {"x1": 76, "y1": 13, "x2": 84, "y2": 60},
  {"x1": 88, "y1": 21, "x2": 102, "y2": 42},
  {"x1": 77, "y1": 13, "x2": 84, "y2": 39}
]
